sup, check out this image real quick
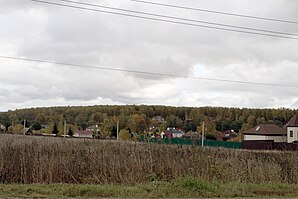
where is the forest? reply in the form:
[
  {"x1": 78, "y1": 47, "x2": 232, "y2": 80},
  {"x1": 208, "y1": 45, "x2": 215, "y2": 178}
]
[{"x1": 0, "y1": 105, "x2": 296, "y2": 138}]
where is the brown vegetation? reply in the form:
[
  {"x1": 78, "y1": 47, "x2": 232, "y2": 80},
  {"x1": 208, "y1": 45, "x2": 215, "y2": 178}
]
[{"x1": 0, "y1": 134, "x2": 297, "y2": 184}]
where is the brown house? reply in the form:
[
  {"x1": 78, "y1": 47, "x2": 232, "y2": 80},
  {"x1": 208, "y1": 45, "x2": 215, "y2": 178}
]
[
  {"x1": 286, "y1": 113, "x2": 298, "y2": 143},
  {"x1": 243, "y1": 124, "x2": 286, "y2": 143}
]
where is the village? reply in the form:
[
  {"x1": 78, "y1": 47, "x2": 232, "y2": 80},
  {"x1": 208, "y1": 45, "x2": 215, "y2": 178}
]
[{"x1": 2, "y1": 111, "x2": 298, "y2": 151}]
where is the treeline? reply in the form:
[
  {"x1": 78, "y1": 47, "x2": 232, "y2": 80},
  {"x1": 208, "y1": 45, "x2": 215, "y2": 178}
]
[{"x1": 0, "y1": 105, "x2": 296, "y2": 134}]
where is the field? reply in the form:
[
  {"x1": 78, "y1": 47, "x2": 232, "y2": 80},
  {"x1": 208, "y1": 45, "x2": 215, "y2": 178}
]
[
  {"x1": 0, "y1": 134, "x2": 298, "y2": 197},
  {"x1": 1, "y1": 179, "x2": 298, "y2": 198}
]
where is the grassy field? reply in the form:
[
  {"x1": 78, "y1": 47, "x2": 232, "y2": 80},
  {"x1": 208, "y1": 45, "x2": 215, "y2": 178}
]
[
  {"x1": 1, "y1": 177, "x2": 298, "y2": 198},
  {"x1": 1, "y1": 134, "x2": 298, "y2": 198}
]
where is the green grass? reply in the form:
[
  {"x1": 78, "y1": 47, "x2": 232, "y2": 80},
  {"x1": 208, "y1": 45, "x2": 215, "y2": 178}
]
[{"x1": 1, "y1": 177, "x2": 298, "y2": 198}]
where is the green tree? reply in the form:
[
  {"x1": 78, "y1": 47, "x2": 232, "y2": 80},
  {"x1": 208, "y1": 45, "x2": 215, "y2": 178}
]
[
  {"x1": 52, "y1": 123, "x2": 59, "y2": 135},
  {"x1": 35, "y1": 113, "x2": 46, "y2": 123},
  {"x1": 0, "y1": 113, "x2": 10, "y2": 129},
  {"x1": 119, "y1": 129, "x2": 132, "y2": 141},
  {"x1": 11, "y1": 124, "x2": 24, "y2": 135},
  {"x1": 68, "y1": 127, "x2": 73, "y2": 136},
  {"x1": 166, "y1": 114, "x2": 182, "y2": 128},
  {"x1": 240, "y1": 116, "x2": 256, "y2": 132},
  {"x1": 92, "y1": 112, "x2": 103, "y2": 124},
  {"x1": 127, "y1": 114, "x2": 147, "y2": 132},
  {"x1": 31, "y1": 121, "x2": 42, "y2": 131},
  {"x1": 75, "y1": 113, "x2": 89, "y2": 130},
  {"x1": 101, "y1": 118, "x2": 114, "y2": 138}
]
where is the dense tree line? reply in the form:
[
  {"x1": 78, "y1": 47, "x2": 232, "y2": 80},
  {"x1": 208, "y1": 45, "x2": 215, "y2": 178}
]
[{"x1": 0, "y1": 105, "x2": 296, "y2": 135}]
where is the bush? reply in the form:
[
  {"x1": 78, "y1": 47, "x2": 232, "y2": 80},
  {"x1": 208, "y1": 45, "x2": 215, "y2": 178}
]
[
  {"x1": 206, "y1": 134, "x2": 217, "y2": 140},
  {"x1": 174, "y1": 176, "x2": 213, "y2": 192},
  {"x1": 119, "y1": 129, "x2": 132, "y2": 141}
]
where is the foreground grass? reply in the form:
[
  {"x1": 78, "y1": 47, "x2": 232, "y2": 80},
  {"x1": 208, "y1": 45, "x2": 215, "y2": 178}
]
[{"x1": 1, "y1": 177, "x2": 298, "y2": 198}]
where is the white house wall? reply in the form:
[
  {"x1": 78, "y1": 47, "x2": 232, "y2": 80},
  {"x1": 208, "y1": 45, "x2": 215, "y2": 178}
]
[
  {"x1": 173, "y1": 134, "x2": 183, "y2": 138},
  {"x1": 267, "y1": 136, "x2": 286, "y2": 143},
  {"x1": 287, "y1": 127, "x2": 298, "y2": 143},
  {"x1": 244, "y1": 135, "x2": 266, "y2": 141},
  {"x1": 244, "y1": 135, "x2": 286, "y2": 142}
]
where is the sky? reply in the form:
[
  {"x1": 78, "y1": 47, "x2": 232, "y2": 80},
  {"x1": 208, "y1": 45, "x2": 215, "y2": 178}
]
[{"x1": 1, "y1": 0, "x2": 298, "y2": 111}]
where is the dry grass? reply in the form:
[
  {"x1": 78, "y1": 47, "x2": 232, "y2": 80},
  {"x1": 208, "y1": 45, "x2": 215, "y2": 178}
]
[{"x1": 0, "y1": 134, "x2": 297, "y2": 184}]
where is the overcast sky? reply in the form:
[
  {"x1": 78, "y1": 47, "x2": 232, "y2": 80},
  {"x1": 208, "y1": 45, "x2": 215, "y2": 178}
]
[{"x1": 1, "y1": 0, "x2": 298, "y2": 111}]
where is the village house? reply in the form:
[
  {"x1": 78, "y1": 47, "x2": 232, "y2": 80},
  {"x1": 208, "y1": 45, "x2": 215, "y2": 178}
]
[
  {"x1": 243, "y1": 124, "x2": 286, "y2": 143},
  {"x1": 0, "y1": 124, "x2": 5, "y2": 132},
  {"x1": 86, "y1": 125, "x2": 100, "y2": 133},
  {"x1": 286, "y1": 113, "x2": 298, "y2": 143},
  {"x1": 23, "y1": 128, "x2": 33, "y2": 135},
  {"x1": 161, "y1": 128, "x2": 185, "y2": 138},
  {"x1": 74, "y1": 130, "x2": 94, "y2": 138}
]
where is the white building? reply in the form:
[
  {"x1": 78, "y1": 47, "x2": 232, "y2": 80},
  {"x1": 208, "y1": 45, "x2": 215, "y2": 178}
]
[
  {"x1": 243, "y1": 124, "x2": 286, "y2": 143},
  {"x1": 286, "y1": 113, "x2": 298, "y2": 143},
  {"x1": 74, "y1": 130, "x2": 94, "y2": 139}
]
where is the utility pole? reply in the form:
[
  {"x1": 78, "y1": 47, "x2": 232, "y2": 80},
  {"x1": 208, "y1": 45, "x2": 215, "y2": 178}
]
[
  {"x1": 117, "y1": 121, "x2": 119, "y2": 141},
  {"x1": 23, "y1": 119, "x2": 26, "y2": 135},
  {"x1": 202, "y1": 121, "x2": 205, "y2": 147},
  {"x1": 64, "y1": 120, "x2": 67, "y2": 138}
]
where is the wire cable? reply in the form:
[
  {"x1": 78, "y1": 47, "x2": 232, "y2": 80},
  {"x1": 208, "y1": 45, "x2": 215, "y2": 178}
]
[
  {"x1": 53, "y1": 0, "x2": 298, "y2": 37},
  {"x1": 30, "y1": 0, "x2": 298, "y2": 40},
  {"x1": 1, "y1": 55, "x2": 298, "y2": 88},
  {"x1": 131, "y1": 0, "x2": 298, "y2": 25}
]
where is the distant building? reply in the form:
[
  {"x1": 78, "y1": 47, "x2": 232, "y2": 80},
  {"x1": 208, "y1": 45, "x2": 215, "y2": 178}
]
[
  {"x1": 152, "y1": 116, "x2": 165, "y2": 123},
  {"x1": 162, "y1": 128, "x2": 185, "y2": 138},
  {"x1": 286, "y1": 113, "x2": 298, "y2": 143},
  {"x1": 23, "y1": 128, "x2": 33, "y2": 135},
  {"x1": 0, "y1": 124, "x2": 5, "y2": 132},
  {"x1": 243, "y1": 124, "x2": 286, "y2": 143},
  {"x1": 86, "y1": 125, "x2": 100, "y2": 133},
  {"x1": 171, "y1": 129, "x2": 184, "y2": 138},
  {"x1": 163, "y1": 131, "x2": 173, "y2": 138},
  {"x1": 74, "y1": 130, "x2": 94, "y2": 139},
  {"x1": 222, "y1": 130, "x2": 237, "y2": 141}
]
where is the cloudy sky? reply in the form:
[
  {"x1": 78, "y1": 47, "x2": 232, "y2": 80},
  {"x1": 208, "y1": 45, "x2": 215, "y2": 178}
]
[{"x1": 1, "y1": 0, "x2": 298, "y2": 111}]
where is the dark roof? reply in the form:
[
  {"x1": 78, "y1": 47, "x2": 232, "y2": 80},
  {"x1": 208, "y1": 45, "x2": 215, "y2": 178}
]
[
  {"x1": 244, "y1": 124, "x2": 286, "y2": 135},
  {"x1": 286, "y1": 113, "x2": 298, "y2": 127},
  {"x1": 23, "y1": 128, "x2": 32, "y2": 134}
]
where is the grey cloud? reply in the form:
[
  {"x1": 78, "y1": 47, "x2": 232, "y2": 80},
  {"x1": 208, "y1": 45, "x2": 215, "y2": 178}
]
[{"x1": 1, "y1": 0, "x2": 298, "y2": 111}]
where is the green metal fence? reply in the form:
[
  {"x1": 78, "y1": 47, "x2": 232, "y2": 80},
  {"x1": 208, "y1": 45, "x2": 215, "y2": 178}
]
[{"x1": 141, "y1": 137, "x2": 241, "y2": 149}]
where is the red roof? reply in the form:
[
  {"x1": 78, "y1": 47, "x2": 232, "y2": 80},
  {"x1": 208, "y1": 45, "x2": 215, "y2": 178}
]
[{"x1": 163, "y1": 131, "x2": 173, "y2": 138}]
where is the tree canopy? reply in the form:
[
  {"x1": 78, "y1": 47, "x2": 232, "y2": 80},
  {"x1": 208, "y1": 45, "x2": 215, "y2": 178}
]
[{"x1": 1, "y1": 105, "x2": 296, "y2": 135}]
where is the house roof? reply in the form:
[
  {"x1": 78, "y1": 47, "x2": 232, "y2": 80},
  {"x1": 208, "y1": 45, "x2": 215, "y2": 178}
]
[
  {"x1": 23, "y1": 128, "x2": 32, "y2": 134},
  {"x1": 163, "y1": 131, "x2": 172, "y2": 135},
  {"x1": 244, "y1": 124, "x2": 286, "y2": 136},
  {"x1": 171, "y1": 129, "x2": 184, "y2": 134},
  {"x1": 286, "y1": 113, "x2": 298, "y2": 127}
]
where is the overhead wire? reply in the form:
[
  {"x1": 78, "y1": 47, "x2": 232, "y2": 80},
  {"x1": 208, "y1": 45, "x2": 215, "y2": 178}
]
[
  {"x1": 30, "y1": 0, "x2": 298, "y2": 40},
  {"x1": 1, "y1": 55, "x2": 298, "y2": 88},
  {"x1": 131, "y1": 0, "x2": 298, "y2": 25},
  {"x1": 52, "y1": 0, "x2": 298, "y2": 37}
]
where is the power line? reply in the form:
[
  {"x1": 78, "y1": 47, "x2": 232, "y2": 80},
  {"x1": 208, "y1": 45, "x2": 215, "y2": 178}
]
[
  {"x1": 1, "y1": 55, "x2": 298, "y2": 88},
  {"x1": 53, "y1": 0, "x2": 298, "y2": 37},
  {"x1": 30, "y1": 0, "x2": 298, "y2": 40},
  {"x1": 131, "y1": 0, "x2": 298, "y2": 25}
]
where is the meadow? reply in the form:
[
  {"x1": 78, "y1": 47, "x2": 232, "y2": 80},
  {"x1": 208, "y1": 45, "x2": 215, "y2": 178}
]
[{"x1": 0, "y1": 134, "x2": 298, "y2": 185}]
